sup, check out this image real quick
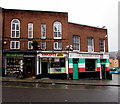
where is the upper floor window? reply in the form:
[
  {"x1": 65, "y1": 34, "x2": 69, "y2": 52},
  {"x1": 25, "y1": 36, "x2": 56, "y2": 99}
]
[
  {"x1": 41, "y1": 24, "x2": 46, "y2": 39},
  {"x1": 28, "y1": 23, "x2": 33, "y2": 39},
  {"x1": 11, "y1": 19, "x2": 20, "y2": 38},
  {"x1": 28, "y1": 41, "x2": 33, "y2": 49},
  {"x1": 53, "y1": 21, "x2": 62, "y2": 39},
  {"x1": 73, "y1": 35, "x2": 80, "y2": 51},
  {"x1": 41, "y1": 41, "x2": 46, "y2": 50},
  {"x1": 88, "y1": 37, "x2": 94, "y2": 52},
  {"x1": 54, "y1": 42, "x2": 62, "y2": 50},
  {"x1": 99, "y1": 39, "x2": 105, "y2": 52},
  {"x1": 10, "y1": 41, "x2": 20, "y2": 49}
]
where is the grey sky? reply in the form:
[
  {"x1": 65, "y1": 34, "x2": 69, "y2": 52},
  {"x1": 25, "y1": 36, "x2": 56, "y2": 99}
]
[{"x1": 0, "y1": 0, "x2": 118, "y2": 52}]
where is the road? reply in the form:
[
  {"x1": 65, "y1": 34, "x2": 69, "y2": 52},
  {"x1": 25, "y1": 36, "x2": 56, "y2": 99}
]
[{"x1": 2, "y1": 85, "x2": 119, "y2": 103}]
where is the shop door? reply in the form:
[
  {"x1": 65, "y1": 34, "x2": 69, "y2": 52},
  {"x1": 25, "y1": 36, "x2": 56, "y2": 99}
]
[
  {"x1": 41, "y1": 62, "x2": 48, "y2": 78},
  {"x1": 73, "y1": 59, "x2": 79, "y2": 79},
  {"x1": 101, "y1": 65, "x2": 106, "y2": 79},
  {"x1": 24, "y1": 57, "x2": 35, "y2": 77}
]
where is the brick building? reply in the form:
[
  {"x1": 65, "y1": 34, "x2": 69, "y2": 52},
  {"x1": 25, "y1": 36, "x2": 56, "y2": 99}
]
[{"x1": 2, "y1": 8, "x2": 111, "y2": 79}]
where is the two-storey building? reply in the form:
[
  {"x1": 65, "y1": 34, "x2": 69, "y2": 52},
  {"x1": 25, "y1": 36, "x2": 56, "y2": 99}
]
[{"x1": 2, "y1": 8, "x2": 111, "y2": 79}]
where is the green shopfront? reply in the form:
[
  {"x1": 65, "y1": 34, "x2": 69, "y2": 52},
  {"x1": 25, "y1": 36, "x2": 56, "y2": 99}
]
[
  {"x1": 3, "y1": 51, "x2": 36, "y2": 77},
  {"x1": 68, "y1": 52, "x2": 112, "y2": 80}
]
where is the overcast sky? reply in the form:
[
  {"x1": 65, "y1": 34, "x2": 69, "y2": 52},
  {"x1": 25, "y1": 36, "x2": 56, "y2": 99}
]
[{"x1": 0, "y1": 0, "x2": 119, "y2": 52}]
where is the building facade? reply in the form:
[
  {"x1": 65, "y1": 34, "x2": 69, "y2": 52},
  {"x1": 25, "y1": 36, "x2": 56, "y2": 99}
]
[{"x1": 2, "y1": 8, "x2": 111, "y2": 79}]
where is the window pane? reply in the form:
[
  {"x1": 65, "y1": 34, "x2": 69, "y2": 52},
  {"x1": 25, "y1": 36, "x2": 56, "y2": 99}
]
[
  {"x1": 54, "y1": 32, "x2": 57, "y2": 37},
  {"x1": 16, "y1": 24, "x2": 19, "y2": 30},
  {"x1": 11, "y1": 42, "x2": 14, "y2": 48},
  {"x1": 13, "y1": 19, "x2": 19, "y2": 23},
  {"x1": 12, "y1": 31, "x2": 15, "y2": 37},
  {"x1": 16, "y1": 42, "x2": 19, "y2": 49},
  {"x1": 12, "y1": 24, "x2": 15, "y2": 30},
  {"x1": 58, "y1": 32, "x2": 61, "y2": 37},
  {"x1": 16, "y1": 31, "x2": 19, "y2": 37}
]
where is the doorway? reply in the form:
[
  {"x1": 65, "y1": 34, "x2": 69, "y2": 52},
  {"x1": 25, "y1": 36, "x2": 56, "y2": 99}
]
[
  {"x1": 101, "y1": 64, "x2": 106, "y2": 79},
  {"x1": 73, "y1": 59, "x2": 79, "y2": 79},
  {"x1": 24, "y1": 57, "x2": 35, "y2": 77},
  {"x1": 41, "y1": 62, "x2": 48, "y2": 78}
]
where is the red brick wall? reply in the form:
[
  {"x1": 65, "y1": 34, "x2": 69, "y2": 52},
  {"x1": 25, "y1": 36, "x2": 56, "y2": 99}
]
[
  {"x1": 3, "y1": 9, "x2": 69, "y2": 50},
  {"x1": 68, "y1": 23, "x2": 108, "y2": 52},
  {"x1": 2, "y1": 9, "x2": 108, "y2": 52}
]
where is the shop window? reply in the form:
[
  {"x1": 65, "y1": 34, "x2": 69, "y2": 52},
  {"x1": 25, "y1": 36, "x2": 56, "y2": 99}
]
[
  {"x1": 41, "y1": 24, "x2": 46, "y2": 39},
  {"x1": 53, "y1": 21, "x2": 62, "y2": 39},
  {"x1": 88, "y1": 37, "x2": 94, "y2": 52},
  {"x1": 11, "y1": 19, "x2": 20, "y2": 38},
  {"x1": 51, "y1": 58, "x2": 65, "y2": 68},
  {"x1": 28, "y1": 41, "x2": 33, "y2": 49},
  {"x1": 54, "y1": 42, "x2": 62, "y2": 50},
  {"x1": 6, "y1": 58, "x2": 23, "y2": 75},
  {"x1": 99, "y1": 39, "x2": 105, "y2": 52},
  {"x1": 73, "y1": 35, "x2": 80, "y2": 51},
  {"x1": 28, "y1": 23, "x2": 33, "y2": 39},
  {"x1": 10, "y1": 41, "x2": 20, "y2": 49},
  {"x1": 85, "y1": 59, "x2": 96, "y2": 71}
]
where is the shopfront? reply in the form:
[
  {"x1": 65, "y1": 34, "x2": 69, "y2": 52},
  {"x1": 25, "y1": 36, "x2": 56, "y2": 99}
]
[
  {"x1": 69, "y1": 52, "x2": 112, "y2": 80},
  {"x1": 37, "y1": 52, "x2": 68, "y2": 79},
  {"x1": 3, "y1": 51, "x2": 36, "y2": 77},
  {"x1": 5, "y1": 54, "x2": 24, "y2": 77}
]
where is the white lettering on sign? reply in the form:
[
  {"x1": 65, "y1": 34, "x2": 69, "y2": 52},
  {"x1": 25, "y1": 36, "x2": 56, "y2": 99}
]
[
  {"x1": 39, "y1": 53, "x2": 56, "y2": 57},
  {"x1": 69, "y1": 53, "x2": 100, "y2": 59}
]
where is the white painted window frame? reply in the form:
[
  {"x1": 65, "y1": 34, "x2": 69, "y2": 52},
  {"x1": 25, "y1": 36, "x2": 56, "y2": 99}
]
[
  {"x1": 28, "y1": 41, "x2": 33, "y2": 49},
  {"x1": 10, "y1": 41, "x2": 20, "y2": 49},
  {"x1": 41, "y1": 24, "x2": 46, "y2": 39},
  {"x1": 53, "y1": 21, "x2": 62, "y2": 39},
  {"x1": 28, "y1": 23, "x2": 33, "y2": 39},
  {"x1": 41, "y1": 41, "x2": 46, "y2": 50},
  {"x1": 54, "y1": 42, "x2": 62, "y2": 50},
  {"x1": 11, "y1": 19, "x2": 20, "y2": 38},
  {"x1": 88, "y1": 37, "x2": 94, "y2": 52},
  {"x1": 73, "y1": 35, "x2": 80, "y2": 51}
]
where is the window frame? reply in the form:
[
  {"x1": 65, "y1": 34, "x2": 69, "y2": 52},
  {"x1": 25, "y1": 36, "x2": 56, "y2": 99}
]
[
  {"x1": 53, "y1": 21, "x2": 62, "y2": 39},
  {"x1": 41, "y1": 41, "x2": 46, "y2": 50},
  {"x1": 41, "y1": 24, "x2": 46, "y2": 39},
  {"x1": 28, "y1": 41, "x2": 33, "y2": 49},
  {"x1": 88, "y1": 37, "x2": 94, "y2": 52},
  {"x1": 28, "y1": 23, "x2": 33, "y2": 39},
  {"x1": 10, "y1": 41, "x2": 20, "y2": 49},
  {"x1": 11, "y1": 19, "x2": 20, "y2": 38},
  {"x1": 99, "y1": 39, "x2": 105, "y2": 52},
  {"x1": 73, "y1": 35, "x2": 80, "y2": 51},
  {"x1": 54, "y1": 42, "x2": 62, "y2": 50}
]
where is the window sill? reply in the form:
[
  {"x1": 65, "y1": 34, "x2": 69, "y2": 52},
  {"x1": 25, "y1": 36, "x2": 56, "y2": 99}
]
[{"x1": 54, "y1": 37, "x2": 62, "y2": 39}]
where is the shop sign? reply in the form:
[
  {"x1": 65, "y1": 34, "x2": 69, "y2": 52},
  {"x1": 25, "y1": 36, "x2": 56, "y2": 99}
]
[
  {"x1": 100, "y1": 55, "x2": 109, "y2": 59},
  {"x1": 69, "y1": 53, "x2": 100, "y2": 59},
  {"x1": 39, "y1": 53, "x2": 56, "y2": 57},
  {"x1": 57, "y1": 53, "x2": 64, "y2": 57},
  {"x1": 6, "y1": 54, "x2": 24, "y2": 57}
]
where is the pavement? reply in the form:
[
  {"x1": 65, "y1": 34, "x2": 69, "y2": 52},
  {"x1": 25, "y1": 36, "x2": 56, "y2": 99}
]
[{"x1": 1, "y1": 74, "x2": 120, "y2": 86}]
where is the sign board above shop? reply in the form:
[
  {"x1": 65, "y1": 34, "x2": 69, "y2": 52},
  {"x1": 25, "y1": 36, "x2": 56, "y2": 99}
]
[
  {"x1": 69, "y1": 53, "x2": 109, "y2": 59},
  {"x1": 6, "y1": 54, "x2": 24, "y2": 57},
  {"x1": 38, "y1": 53, "x2": 66, "y2": 57}
]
